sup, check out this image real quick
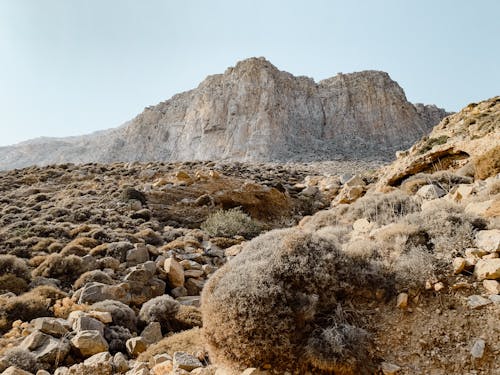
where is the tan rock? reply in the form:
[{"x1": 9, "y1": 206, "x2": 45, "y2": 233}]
[
  {"x1": 474, "y1": 259, "x2": 500, "y2": 280},
  {"x1": 164, "y1": 258, "x2": 185, "y2": 288},
  {"x1": 396, "y1": 293, "x2": 408, "y2": 309},
  {"x1": 483, "y1": 280, "x2": 500, "y2": 294},
  {"x1": 71, "y1": 330, "x2": 108, "y2": 357},
  {"x1": 452, "y1": 257, "x2": 466, "y2": 274},
  {"x1": 475, "y1": 230, "x2": 500, "y2": 253},
  {"x1": 381, "y1": 362, "x2": 401, "y2": 374},
  {"x1": 126, "y1": 337, "x2": 148, "y2": 357},
  {"x1": 151, "y1": 360, "x2": 173, "y2": 375}
]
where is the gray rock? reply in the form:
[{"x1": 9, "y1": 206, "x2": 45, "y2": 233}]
[
  {"x1": 2, "y1": 367, "x2": 33, "y2": 375},
  {"x1": 112, "y1": 352, "x2": 130, "y2": 373},
  {"x1": 416, "y1": 184, "x2": 446, "y2": 200},
  {"x1": 73, "y1": 316, "x2": 105, "y2": 335},
  {"x1": 78, "y1": 282, "x2": 131, "y2": 304},
  {"x1": 140, "y1": 322, "x2": 162, "y2": 345},
  {"x1": 20, "y1": 330, "x2": 70, "y2": 363},
  {"x1": 83, "y1": 351, "x2": 112, "y2": 366},
  {"x1": 126, "y1": 244, "x2": 150, "y2": 266},
  {"x1": 470, "y1": 338, "x2": 486, "y2": 359},
  {"x1": 125, "y1": 337, "x2": 148, "y2": 358},
  {"x1": 475, "y1": 230, "x2": 500, "y2": 253},
  {"x1": 173, "y1": 351, "x2": 203, "y2": 371},
  {"x1": 467, "y1": 295, "x2": 492, "y2": 309},
  {"x1": 31, "y1": 317, "x2": 70, "y2": 337}
]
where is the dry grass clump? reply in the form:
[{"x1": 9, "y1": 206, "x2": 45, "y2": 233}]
[
  {"x1": 138, "y1": 295, "x2": 199, "y2": 333},
  {"x1": 1, "y1": 348, "x2": 38, "y2": 372},
  {"x1": 0, "y1": 274, "x2": 29, "y2": 295},
  {"x1": 137, "y1": 327, "x2": 204, "y2": 363},
  {"x1": 0, "y1": 255, "x2": 30, "y2": 281},
  {"x1": 31, "y1": 254, "x2": 85, "y2": 284},
  {"x1": 474, "y1": 146, "x2": 500, "y2": 180},
  {"x1": 405, "y1": 200, "x2": 486, "y2": 257},
  {"x1": 73, "y1": 270, "x2": 114, "y2": 290},
  {"x1": 201, "y1": 228, "x2": 394, "y2": 373},
  {"x1": 0, "y1": 292, "x2": 51, "y2": 333},
  {"x1": 201, "y1": 208, "x2": 262, "y2": 239}
]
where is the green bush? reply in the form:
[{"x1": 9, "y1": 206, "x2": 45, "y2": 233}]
[{"x1": 201, "y1": 208, "x2": 262, "y2": 239}]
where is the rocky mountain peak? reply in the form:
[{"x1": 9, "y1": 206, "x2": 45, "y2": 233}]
[{"x1": 0, "y1": 57, "x2": 451, "y2": 170}]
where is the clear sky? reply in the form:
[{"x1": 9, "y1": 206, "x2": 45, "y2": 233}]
[{"x1": 0, "y1": 0, "x2": 498, "y2": 147}]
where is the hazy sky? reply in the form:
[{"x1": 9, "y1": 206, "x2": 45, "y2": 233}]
[{"x1": 0, "y1": 0, "x2": 498, "y2": 147}]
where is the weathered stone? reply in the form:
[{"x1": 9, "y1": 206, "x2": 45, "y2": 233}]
[
  {"x1": 483, "y1": 280, "x2": 500, "y2": 294},
  {"x1": 452, "y1": 257, "x2": 467, "y2": 274},
  {"x1": 87, "y1": 311, "x2": 113, "y2": 324},
  {"x1": 73, "y1": 316, "x2": 105, "y2": 335},
  {"x1": 173, "y1": 351, "x2": 203, "y2": 371},
  {"x1": 140, "y1": 322, "x2": 162, "y2": 344},
  {"x1": 31, "y1": 317, "x2": 70, "y2": 337},
  {"x1": 113, "y1": 352, "x2": 130, "y2": 373},
  {"x1": 396, "y1": 293, "x2": 408, "y2": 309},
  {"x1": 240, "y1": 369, "x2": 268, "y2": 375},
  {"x1": 176, "y1": 296, "x2": 201, "y2": 307},
  {"x1": 184, "y1": 269, "x2": 205, "y2": 278},
  {"x1": 83, "y1": 351, "x2": 112, "y2": 366},
  {"x1": 126, "y1": 244, "x2": 150, "y2": 266},
  {"x1": 344, "y1": 175, "x2": 365, "y2": 187},
  {"x1": 185, "y1": 278, "x2": 205, "y2": 295},
  {"x1": 20, "y1": 330, "x2": 70, "y2": 363},
  {"x1": 416, "y1": 184, "x2": 446, "y2": 200},
  {"x1": 126, "y1": 337, "x2": 148, "y2": 357},
  {"x1": 470, "y1": 338, "x2": 486, "y2": 359},
  {"x1": 150, "y1": 361, "x2": 173, "y2": 375},
  {"x1": 474, "y1": 259, "x2": 500, "y2": 280},
  {"x1": 164, "y1": 258, "x2": 185, "y2": 288},
  {"x1": 467, "y1": 295, "x2": 492, "y2": 309},
  {"x1": 475, "y1": 230, "x2": 500, "y2": 253},
  {"x1": 78, "y1": 282, "x2": 131, "y2": 304},
  {"x1": 465, "y1": 199, "x2": 496, "y2": 217},
  {"x1": 2, "y1": 367, "x2": 33, "y2": 375},
  {"x1": 71, "y1": 330, "x2": 109, "y2": 357},
  {"x1": 381, "y1": 362, "x2": 401, "y2": 375}
]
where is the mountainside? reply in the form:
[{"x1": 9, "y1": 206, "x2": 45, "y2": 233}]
[{"x1": 0, "y1": 57, "x2": 450, "y2": 170}]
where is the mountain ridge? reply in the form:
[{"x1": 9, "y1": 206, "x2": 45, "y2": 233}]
[{"x1": 0, "y1": 57, "x2": 451, "y2": 170}]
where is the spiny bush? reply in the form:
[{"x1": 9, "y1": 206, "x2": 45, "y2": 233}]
[
  {"x1": 0, "y1": 274, "x2": 29, "y2": 295},
  {"x1": 74, "y1": 270, "x2": 114, "y2": 290},
  {"x1": 138, "y1": 295, "x2": 188, "y2": 333},
  {"x1": 32, "y1": 254, "x2": 85, "y2": 284},
  {"x1": 201, "y1": 228, "x2": 395, "y2": 373},
  {"x1": 474, "y1": 146, "x2": 500, "y2": 180},
  {"x1": 0, "y1": 255, "x2": 30, "y2": 281},
  {"x1": 1, "y1": 348, "x2": 38, "y2": 372},
  {"x1": 0, "y1": 292, "x2": 51, "y2": 333},
  {"x1": 201, "y1": 208, "x2": 262, "y2": 239}
]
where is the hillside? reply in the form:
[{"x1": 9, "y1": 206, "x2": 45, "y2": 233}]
[{"x1": 0, "y1": 58, "x2": 449, "y2": 171}]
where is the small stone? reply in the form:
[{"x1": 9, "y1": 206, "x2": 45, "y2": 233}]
[
  {"x1": 185, "y1": 278, "x2": 205, "y2": 295},
  {"x1": 113, "y1": 352, "x2": 130, "y2": 373},
  {"x1": 87, "y1": 311, "x2": 113, "y2": 324},
  {"x1": 483, "y1": 280, "x2": 500, "y2": 294},
  {"x1": 381, "y1": 361, "x2": 401, "y2": 374},
  {"x1": 452, "y1": 257, "x2": 466, "y2": 274},
  {"x1": 150, "y1": 361, "x2": 173, "y2": 375},
  {"x1": 475, "y1": 230, "x2": 500, "y2": 253},
  {"x1": 176, "y1": 296, "x2": 201, "y2": 307},
  {"x1": 36, "y1": 371, "x2": 51, "y2": 375},
  {"x1": 126, "y1": 337, "x2": 148, "y2": 357},
  {"x1": 467, "y1": 295, "x2": 492, "y2": 309},
  {"x1": 2, "y1": 367, "x2": 33, "y2": 375},
  {"x1": 470, "y1": 338, "x2": 486, "y2": 359},
  {"x1": 21, "y1": 330, "x2": 71, "y2": 363},
  {"x1": 434, "y1": 282, "x2": 445, "y2": 292},
  {"x1": 483, "y1": 253, "x2": 499, "y2": 259},
  {"x1": 173, "y1": 351, "x2": 203, "y2": 371},
  {"x1": 396, "y1": 293, "x2": 408, "y2": 309},
  {"x1": 474, "y1": 259, "x2": 500, "y2": 280},
  {"x1": 141, "y1": 322, "x2": 162, "y2": 344},
  {"x1": 83, "y1": 351, "x2": 112, "y2": 366},
  {"x1": 184, "y1": 269, "x2": 205, "y2": 278},
  {"x1": 416, "y1": 184, "x2": 446, "y2": 200},
  {"x1": 202, "y1": 264, "x2": 217, "y2": 275},
  {"x1": 71, "y1": 330, "x2": 109, "y2": 357},
  {"x1": 489, "y1": 294, "x2": 500, "y2": 304},
  {"x1": 164, "y1": 258, "x2": 185, "y2": 288}
]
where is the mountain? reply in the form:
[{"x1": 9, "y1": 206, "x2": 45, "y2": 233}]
[{"x1": 0, "y1": 57, "x2": 450, "y2": 170}]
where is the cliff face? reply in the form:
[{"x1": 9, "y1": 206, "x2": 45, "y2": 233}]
[{"x1": 0, "y1": 57, "x2": 450, "y2": 170}]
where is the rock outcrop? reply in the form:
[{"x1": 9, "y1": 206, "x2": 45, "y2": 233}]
[{"x1": 0, "y1": 57, "x2": 450, "y2": 170}]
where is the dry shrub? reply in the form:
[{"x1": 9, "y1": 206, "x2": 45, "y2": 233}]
[
  {"x1": 32, "y1": 254, "x2": 85, "y2": 284},
  {"x1": 474, "y1": 146, "x2": 500, "y2": 180},
  {"x1": 0, "y1": 293, "x2": 51, "y2": 333},
  {"x1": 59, "y1": 244, "x2": 88, "y2": 257},
  {"x1": 173, "y1": 305, "x2": 203, "y2": 330},
  {"x1": 201, "y1": 208, "x2": 262, "y2": 239},
  {"x1": 391, "y1": 247, "x2": 437, "y2": 290},
  {"x1": 201, "y1": 228, "x2": 394, "y2": 373},
  {"x1": 104, "y1": 325, "x2": 133, "y2": 354},
  {"x1": 0, "y1": 274, "x2": 29, "y2": 295},
  {"x1": 138, "y1": 295, "x2": 184, "y2": 333},
  {"x1": 405, "y1": 200, "x2": 486, "y2": 257},
  {"x1": 1, "y1": 348, "x2": 38, "y2": 372},
  {"x1": 53, "y1": 297, "x2": 89, "y2": 319},
  {"x1": 74, "y1": 270, "x2": 114, "y2": 290},
  {"x1": 0, "y1": 255, "x2": 30, "y2": 281},
  {"x1": 137, "y1": 327, "x2": 204, "y2": 363}
]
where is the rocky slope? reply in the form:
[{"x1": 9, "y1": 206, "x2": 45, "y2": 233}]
[
  {"x1": 0, "y1": 97, "x2": 498, "y2": 375},
  {"x1": 0, "y1": 58, "x2": 449, "y2": 170}
]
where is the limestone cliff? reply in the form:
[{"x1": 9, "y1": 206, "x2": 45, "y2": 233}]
[{"x1": 0, "y1": 57, "x2": 450, "y2": 170}]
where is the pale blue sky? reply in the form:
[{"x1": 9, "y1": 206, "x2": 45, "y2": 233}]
[{"x1": 0, "y1": 0, "x2": 498, "y2": 146}]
